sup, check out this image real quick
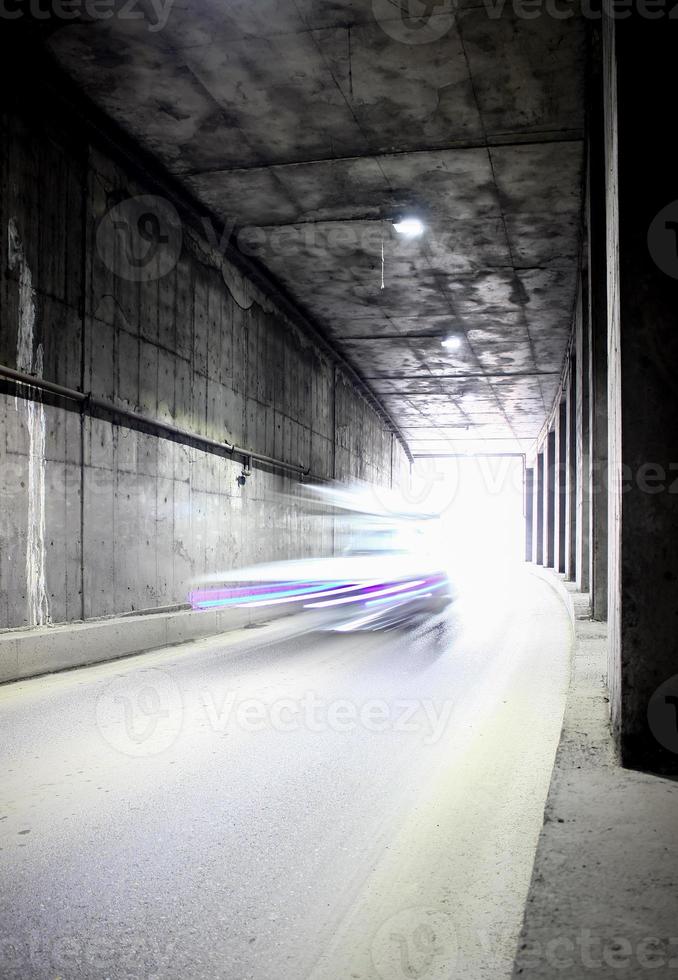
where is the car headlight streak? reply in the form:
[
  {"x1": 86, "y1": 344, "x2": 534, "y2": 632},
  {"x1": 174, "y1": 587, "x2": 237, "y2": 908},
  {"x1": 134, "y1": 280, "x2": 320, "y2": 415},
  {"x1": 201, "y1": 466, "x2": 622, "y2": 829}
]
[{"x1": 190, "y1": 573, "x2": 448, "y2": 615}]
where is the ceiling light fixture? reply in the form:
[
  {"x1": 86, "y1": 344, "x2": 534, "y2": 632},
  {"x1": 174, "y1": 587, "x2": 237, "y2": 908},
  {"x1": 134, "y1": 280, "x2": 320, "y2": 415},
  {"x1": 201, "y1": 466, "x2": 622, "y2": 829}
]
[
  {"x1": 441, "y1": 335, "x2": 461, "y2": 350},
  {"x1": 392, "y1": 217, "x2": 424, "y2": 238}
]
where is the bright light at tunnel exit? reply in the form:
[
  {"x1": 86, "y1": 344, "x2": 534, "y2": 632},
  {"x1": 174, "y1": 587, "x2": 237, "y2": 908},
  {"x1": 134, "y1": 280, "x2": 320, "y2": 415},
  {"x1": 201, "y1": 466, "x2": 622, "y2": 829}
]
[{"x1": 410, "y1": 455, "x2": 526, "y2": 577}]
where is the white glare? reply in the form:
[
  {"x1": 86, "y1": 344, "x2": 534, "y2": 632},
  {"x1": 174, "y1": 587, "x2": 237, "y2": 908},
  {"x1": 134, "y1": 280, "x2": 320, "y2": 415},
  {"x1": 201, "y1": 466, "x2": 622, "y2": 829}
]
[
  {"x1": 441, "y1": 335, "x2": 461, "y2": 350},
  {"x1": 393, "y1": 217, "x2": 424, "y2": 237}
]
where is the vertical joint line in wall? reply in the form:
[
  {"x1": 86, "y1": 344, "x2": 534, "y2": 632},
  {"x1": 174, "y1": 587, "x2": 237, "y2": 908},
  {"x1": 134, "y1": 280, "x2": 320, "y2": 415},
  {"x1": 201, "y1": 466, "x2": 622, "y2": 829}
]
[
  {"x1": 390, "y1": 433, "x2": 394, "y2": 489},
  {"x1": 332, "y1": 364, "x2": 337, "y2": 481},
  {"x1": 79, "y1": 403, "x2": 86, "y2": 622},
  {"x1": 79, "y1": 147, "x2": 88, "y2": 622},
  {"x1": 332, "y1": 365, "x2": 337, "y2": 557},
  {"x1": 347, "y1": 26, "x2": 353, "y2": 100}
]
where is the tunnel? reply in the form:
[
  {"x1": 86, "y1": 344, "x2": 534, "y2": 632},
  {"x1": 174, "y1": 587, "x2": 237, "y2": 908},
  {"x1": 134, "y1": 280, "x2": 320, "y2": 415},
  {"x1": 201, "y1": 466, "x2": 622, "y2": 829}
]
[{"x1": 1, "y1": 8, "x2": 678, "y2": 980}]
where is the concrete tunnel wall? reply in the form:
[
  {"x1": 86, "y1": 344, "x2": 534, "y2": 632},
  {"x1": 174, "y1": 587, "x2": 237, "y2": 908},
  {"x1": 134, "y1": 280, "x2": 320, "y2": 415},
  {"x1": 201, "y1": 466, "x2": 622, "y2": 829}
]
[
  {"x1": 0, "y1": 94, "x2": 409, "y2": 631},
  {"x1": 526, "y1": 17, "x2": 678, "y2": 776}
]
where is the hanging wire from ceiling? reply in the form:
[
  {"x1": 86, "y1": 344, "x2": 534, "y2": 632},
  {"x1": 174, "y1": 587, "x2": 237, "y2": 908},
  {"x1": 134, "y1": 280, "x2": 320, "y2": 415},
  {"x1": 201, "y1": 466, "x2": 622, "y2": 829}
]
[{"x1": 381, "y1": 230, "x2": 385, "y2": 290}]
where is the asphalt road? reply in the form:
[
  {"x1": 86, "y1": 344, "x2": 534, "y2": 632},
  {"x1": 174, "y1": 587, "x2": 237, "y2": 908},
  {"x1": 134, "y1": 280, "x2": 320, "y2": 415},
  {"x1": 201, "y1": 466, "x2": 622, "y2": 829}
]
[{"x1": 0, "y1": 566, "x2": 572, "y2": 980}]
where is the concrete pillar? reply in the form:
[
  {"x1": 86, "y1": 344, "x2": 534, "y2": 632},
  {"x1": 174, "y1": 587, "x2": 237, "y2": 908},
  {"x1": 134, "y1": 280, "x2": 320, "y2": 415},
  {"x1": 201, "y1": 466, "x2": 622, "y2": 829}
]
[
  {"x1": 575, "y1": 283, "x2": 590, "y2": 592},
  {"x1": 603, "y1": 18, "x2": 678, "y2": 773},
  {"x1": 565, "y1": 357, "x2": 577, "y2": 581},
  {"x1": 533, "y1": 451, "x2": 544, "y2": 565},
  {"x1": 555, "y1": 399, "x2": 567, "y2": 574},
  {"x1": 525, "y1": 467, "x2": 534, "y2": 562},
  {"x1": 543, "y1": 429, "x2": 556, "y2": 569},
  {"x1": 587, "y1": 26, "x2": 609, "y2": 622}
]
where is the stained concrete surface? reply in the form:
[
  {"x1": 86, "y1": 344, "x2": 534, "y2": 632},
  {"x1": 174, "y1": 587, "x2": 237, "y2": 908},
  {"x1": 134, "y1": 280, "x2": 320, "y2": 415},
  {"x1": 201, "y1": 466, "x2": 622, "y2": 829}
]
[
  {"x1": 0, "y1": 567, "x2": 571, "y2": 980},
  {"x1": 513, "y1": 585, "x2": 678, "y2": 978},
  {"x1": 0, "y1": 96, "x2": 404, "y2": 631}
]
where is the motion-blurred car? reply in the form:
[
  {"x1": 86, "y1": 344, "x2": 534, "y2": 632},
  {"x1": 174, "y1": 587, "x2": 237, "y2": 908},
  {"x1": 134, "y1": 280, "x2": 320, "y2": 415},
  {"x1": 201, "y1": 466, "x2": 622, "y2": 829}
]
[{"x1": 188, "y1": 482, "x2": 454, "y2": 631}]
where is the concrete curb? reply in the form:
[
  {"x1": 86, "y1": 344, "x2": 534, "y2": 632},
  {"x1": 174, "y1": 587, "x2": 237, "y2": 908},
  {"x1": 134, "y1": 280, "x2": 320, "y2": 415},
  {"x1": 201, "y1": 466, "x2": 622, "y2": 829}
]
[
  {"x1": 510, "y1": 588, "x2": 678, "y2": 979},
  {"x1": 0, "y1": 605, "x2": 291, "y2": 684},
  {"x1": 525, "y1": 564, "x2": 577, "y2": 632}
]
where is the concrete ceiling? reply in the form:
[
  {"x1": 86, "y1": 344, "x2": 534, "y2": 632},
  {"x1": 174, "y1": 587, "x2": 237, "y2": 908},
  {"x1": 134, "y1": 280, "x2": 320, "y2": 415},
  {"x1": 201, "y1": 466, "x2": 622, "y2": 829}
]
[{"x1": 47, "y1": 0, "x2": 586, "y2": 456}]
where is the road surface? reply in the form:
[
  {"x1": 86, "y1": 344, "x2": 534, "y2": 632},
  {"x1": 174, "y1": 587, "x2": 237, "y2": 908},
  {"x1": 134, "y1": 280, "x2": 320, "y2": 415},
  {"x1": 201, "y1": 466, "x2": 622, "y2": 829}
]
[{"x1": 0, "y1": 566, "x2": 572, "y2": 980}]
